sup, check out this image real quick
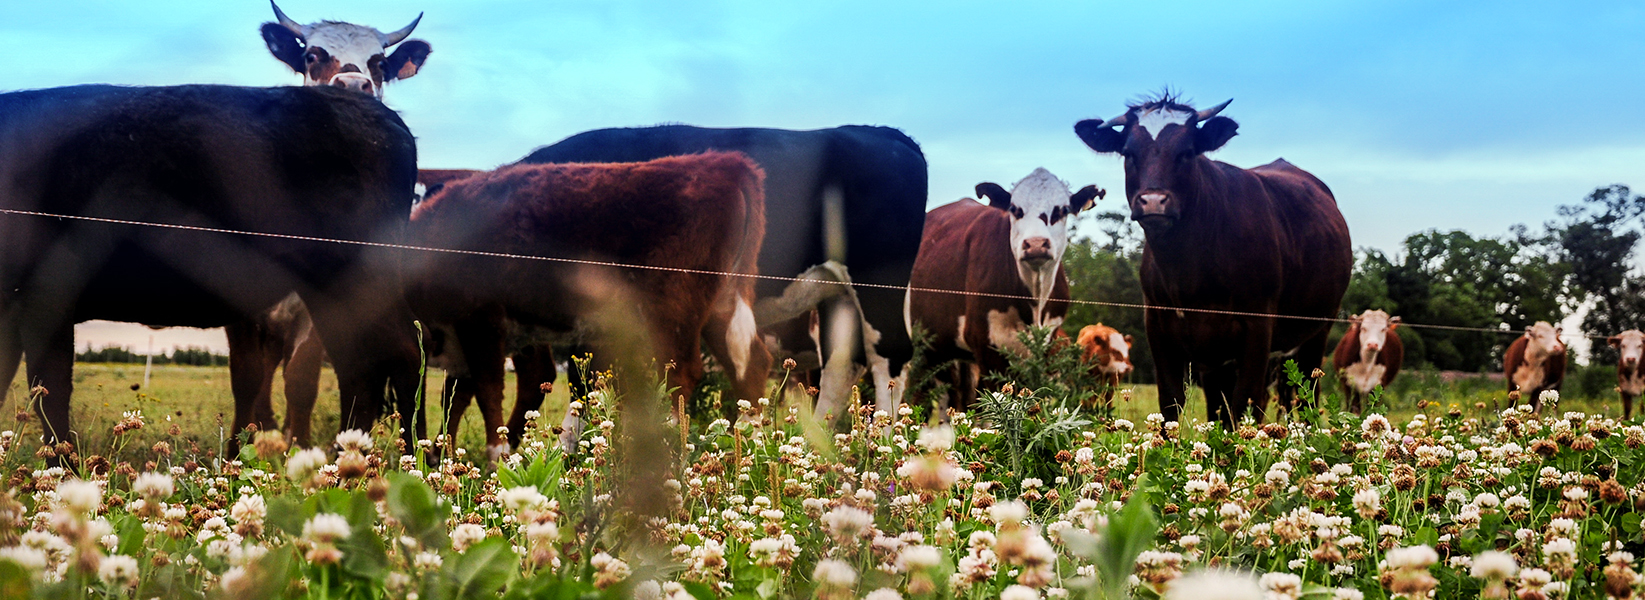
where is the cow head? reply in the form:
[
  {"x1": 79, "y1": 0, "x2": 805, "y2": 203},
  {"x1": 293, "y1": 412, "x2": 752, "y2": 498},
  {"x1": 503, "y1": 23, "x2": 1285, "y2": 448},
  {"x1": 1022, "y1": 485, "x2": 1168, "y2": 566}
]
[
  {"x1": 1073, "y1": 95, "x2": 1237, "y2": 235},
  {"x1": 261, "y1": 1, "x2": 431, "y2": 99},
  {"x1": 1350, "y1": 309, "x2": 1400, "y2": 360},
  {"x1": 1610, "y1": 329, "x2": 1644, "y2": 370},
  {"x1": 973, "y1": 168, "x2": 1101, "y2": 301},
  {"x1": 1523, "y1": 321, "x2": 1565, "y2": 358},
  {"x1": 1080, "y1": 324, "x2": 1133, "y2": 376}
]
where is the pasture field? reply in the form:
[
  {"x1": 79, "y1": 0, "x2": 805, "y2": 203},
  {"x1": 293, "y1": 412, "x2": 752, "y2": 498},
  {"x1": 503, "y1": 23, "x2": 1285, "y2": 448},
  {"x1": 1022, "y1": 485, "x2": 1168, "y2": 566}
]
[{"x1": 0, "y1": 360, "x2": 1639, "y2": 599}]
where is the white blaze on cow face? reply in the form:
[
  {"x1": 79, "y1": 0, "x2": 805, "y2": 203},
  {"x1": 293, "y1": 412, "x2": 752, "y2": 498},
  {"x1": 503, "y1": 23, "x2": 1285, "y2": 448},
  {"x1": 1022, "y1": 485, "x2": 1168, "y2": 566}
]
[
  {"x1": 1614, "y1": 330, "x2": 1644, "y2": 369},
  {"x1": 1354, "y1": 309, "x2": 1395, "y2": 357},
  {"x1": 976, "y1": 168, "x2": 1101, "y2": 326},
  {"x1": 263, "y1": 3, "x2": 428, "y2": 100},
  {"x1": 1105, "y1": 332, "x2": 1132, "y2": 374},
  {"x1": 1133, "y1": 106, "x2": 1193, "y2": 140}
]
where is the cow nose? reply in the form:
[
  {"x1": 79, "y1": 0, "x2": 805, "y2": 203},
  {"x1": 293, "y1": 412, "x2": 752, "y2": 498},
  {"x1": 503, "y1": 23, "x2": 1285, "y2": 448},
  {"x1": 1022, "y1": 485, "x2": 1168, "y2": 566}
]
[
  {"x1": 1021, "y1": 237, "x2": 1054, "y2": 265},
  {"x1": 1366, "y1": 343, "x2": 1380, "y2": 352},
  {"x1": 330, "y1": 73, "x2": 375, "y2": 95},
  {"x1": 1138, "y1": 191, "x2": 1170, "y2": 215}
]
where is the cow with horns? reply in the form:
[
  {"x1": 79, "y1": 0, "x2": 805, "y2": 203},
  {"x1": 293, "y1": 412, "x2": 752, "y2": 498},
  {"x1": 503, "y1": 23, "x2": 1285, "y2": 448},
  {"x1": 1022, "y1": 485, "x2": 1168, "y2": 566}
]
[
  {"x1": 260, "y1": 1, "x2": 431, "y2": 99},
  {"x1": 1074, "y1": 95, "x2": 1353, "y2": 428}
]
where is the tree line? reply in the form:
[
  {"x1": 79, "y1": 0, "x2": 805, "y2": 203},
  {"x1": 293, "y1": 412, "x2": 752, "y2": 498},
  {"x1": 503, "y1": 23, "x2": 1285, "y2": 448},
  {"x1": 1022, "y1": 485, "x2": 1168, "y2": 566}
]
[
  {"x1": 1063, "y1": 184, "x2": 1645, "y2": 383},
  {"x1": 76, "y1": 344, "x2": 230, "y2": 367}
]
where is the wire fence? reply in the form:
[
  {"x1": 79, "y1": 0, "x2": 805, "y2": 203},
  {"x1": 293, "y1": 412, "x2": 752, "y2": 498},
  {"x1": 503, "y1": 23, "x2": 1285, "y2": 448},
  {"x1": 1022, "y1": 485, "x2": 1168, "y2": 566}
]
[{"x1": 0, "y1": 207, "x2": 1613, "y2": 341}]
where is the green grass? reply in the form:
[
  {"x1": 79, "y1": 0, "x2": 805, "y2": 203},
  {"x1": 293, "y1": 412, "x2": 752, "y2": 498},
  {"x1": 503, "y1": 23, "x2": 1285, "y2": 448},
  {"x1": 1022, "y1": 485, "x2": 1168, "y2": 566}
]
[{"x1": 4, "y1": 363, "x2": 570, "y2": 463}]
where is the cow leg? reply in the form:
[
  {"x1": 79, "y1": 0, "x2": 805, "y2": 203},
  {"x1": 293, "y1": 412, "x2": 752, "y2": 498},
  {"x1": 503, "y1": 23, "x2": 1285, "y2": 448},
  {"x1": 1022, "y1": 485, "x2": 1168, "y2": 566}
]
[
  {"x1": 1201, "y1": 366, "x2": 1238, "y2": 430},
  {"x1": 0, "y1": 321, "x2": 17, "y2": 409},
  {"x1": 22, "y1": 321, "x2": 75, "y2": 451},
  {"x1": 1623, "y1": 391, "x2": 1634, "y2": 421},
  {"x1": 1278, "y1": 331, "x2": 1329, "y2": 418},
  {"x1": 1148, "y1": 318, "x2": 1189, "y2": 424},
  {"x1": 225, "y1": 321, "x2": 281, "y2": 447},
  {"x1": 282, "y1": 326, "x2": 324, "y2": 447},
  {"x1": 813, "y1": 297, "x2": 866, "y2": 422},
  {"x1": 451, "y1": 316, "x2": 508, "y2": 459},
  {"x1": 440, "y1": 375, "x2": 476, "y2": 452},
  {"x1": 1229, "y1": 322, "x2": 1275, "y2": 429},
  {"x1": 506, "y1": 344, "x2": 555, "y2": 449},
  {"x1": 303, "y1": 296, "x2": 423, "y2": 445}
]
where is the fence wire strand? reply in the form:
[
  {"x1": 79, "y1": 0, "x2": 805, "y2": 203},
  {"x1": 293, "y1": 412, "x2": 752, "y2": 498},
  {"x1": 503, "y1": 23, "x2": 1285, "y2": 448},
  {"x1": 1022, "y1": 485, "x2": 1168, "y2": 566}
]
[{"x1": 0, "y1": 207, "x2": 1611, "y2": 340}]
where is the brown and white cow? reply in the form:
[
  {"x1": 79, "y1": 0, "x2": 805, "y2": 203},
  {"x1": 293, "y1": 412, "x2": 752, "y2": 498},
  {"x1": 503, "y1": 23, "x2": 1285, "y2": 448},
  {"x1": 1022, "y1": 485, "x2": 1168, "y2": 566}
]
[
  {"x1": 1077, "y1": 323, "x2": 1133, "y2": 409},
  {"x1": 907, "y1": 168, "x2": 1102, "y2": 410},
  {"x1": 260, "y1": 2, "x2": 431, "y2": 98},
  {"x1": 1504, "y1": 321, "x2": 1567, "y2": 411},
  {"x1": 1331, "y1": 309, "x2": 1403, "y2": 413},
  {"x1": 403, "y1": 152, "x2": 771, "y2": 458},
  {"x1": 1075, "y1": 95, "x2": 1353, "y2": 428},
  {"x1": 1609, "y1": 329, "x2": 1643, "y2": 419}
]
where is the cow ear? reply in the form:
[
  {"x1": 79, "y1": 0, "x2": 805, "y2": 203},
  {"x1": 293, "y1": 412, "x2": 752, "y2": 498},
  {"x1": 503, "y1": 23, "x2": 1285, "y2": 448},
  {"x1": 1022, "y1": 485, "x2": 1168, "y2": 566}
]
[
  {"x1": 261, "y1": 22, "x2": 307, "y2": 73},
  {"x1": 385, "y1": 40, "x2": 432, "y2": 81},
  {"x1": 1123, "y1": 334, "x2": 1133, "y2": 344},
  {"x1": 976, "y1": 183, "x2": 1011, "y2": 211},
  {"x1": 1069, "y1": 185, "x2": 1103, "y2": 214},
  {"x1": 1193, "y1": 116, "x2": 1239, "y2": 153},
  {"x1": 1610, "y1": 336, "x2": 1622, "y2": 347},
  {"x1": 1389, "y1": 316, "x2": 1401, "y2": 330},
  {"x1": 1074, "y1": 120, "x2": 1126, "y2": 154}
]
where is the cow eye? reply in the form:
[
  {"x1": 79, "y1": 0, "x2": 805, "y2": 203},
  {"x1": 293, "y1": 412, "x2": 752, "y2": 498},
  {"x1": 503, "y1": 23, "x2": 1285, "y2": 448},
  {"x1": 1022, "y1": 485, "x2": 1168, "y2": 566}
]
[{"x1": 1010, "y1": 206, "x2": 1025, "y2": 219}]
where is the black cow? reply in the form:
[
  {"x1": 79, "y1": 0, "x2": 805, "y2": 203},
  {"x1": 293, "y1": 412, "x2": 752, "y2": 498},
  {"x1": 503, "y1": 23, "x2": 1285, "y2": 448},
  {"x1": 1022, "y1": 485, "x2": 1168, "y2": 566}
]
[
  {"x1": 0, "y1": 85, "x2": 425, "y2": 449},
  {"x1": 518, "y1": 125, "x2": 927, "y2": 418},
  {"x1": 1075, "y1": 95, "x2": 1352, "y2": 428}
]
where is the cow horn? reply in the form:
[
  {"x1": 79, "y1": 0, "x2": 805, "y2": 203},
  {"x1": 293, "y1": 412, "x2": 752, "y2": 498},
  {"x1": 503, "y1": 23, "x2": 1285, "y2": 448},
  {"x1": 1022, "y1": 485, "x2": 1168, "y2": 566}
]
[
  {"x1": 380, "y1": 12, "x2": 424, "y2": 46},
  {"x1": 270, "y1": 1, "x2": 304, "y2": 36},
  {"x1": 1097, "y1": 112, "x2": 1129, "y2": 129},
  {"x1": 1196, "y1": 99, "x2": 1232, "y2": 121}
]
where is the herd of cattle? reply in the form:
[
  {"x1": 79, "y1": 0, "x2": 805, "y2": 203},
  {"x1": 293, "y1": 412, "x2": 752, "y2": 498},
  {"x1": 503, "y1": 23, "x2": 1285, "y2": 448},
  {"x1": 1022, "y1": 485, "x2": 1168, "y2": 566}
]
[{"x1": 3, "y1": 4, "x2": 1644, "y2": 457}]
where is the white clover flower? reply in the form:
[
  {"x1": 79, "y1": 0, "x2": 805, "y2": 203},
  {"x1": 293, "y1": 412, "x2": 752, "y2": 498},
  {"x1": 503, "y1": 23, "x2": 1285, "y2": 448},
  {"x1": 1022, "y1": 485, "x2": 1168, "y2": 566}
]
[
  {"x1": 0, "y1": 546, "x2": 48, "y2": 574},
  {"x1": 414, "y1": 550, "x2": 443, "y2": 570},
  {"x1": 57, "y1": 479, "x2": 102, "y2": 515},
  {"x1": 1259, "y1": 572, "x2": 1303, "y2": 600},
  {"x1": 1471, "y1": 551, "x2": 1516, "y2": 580},
  {"x1": 334, "y1": 429, "x2": 372, "y2": 452},
  {"x1": 133, "y1": 472, "x2": 174, "y2": 499},
  {"x1": 1385, "y1": 545, "x2": 1439, "y2": 569},
  {"x1": 864, "y1": 589, "x2": 902, "y2": 600},
  {"x1": 498, "y1": 486, "x2": 547, "y2": 512},
  {"x1": 915, "y1": 425, "x2": 954, "y2": 452},
  {"x1": 820, "y1": 506, "x2": 874, "y2": 541},
  {"x1": 302, "y1": 513, "x2": 351, "y2": 544},
  {"x1": 232, "y1": 494, "x2": 267, "y2": 525},
  {"x1": 451, "y1": 523, "x2": 487, "y2": 552},
  {"x1": 1162, "y1": 569, "x2": 1262, "y2": 600},
  {"x1": 286, "y1": 448, "x2": 328, "y2": 482},
  {"x1": 1001, "y1": 585, "x2": 1040, "y2": 600},
  {"x1": 989, "y1": 500, "x2": 1029, "y2": 526},
  {"x1": 97, "y1": 554, "x2": 139, "y2": 588},
  {"x1": 812, "y1": 559, "x2": 857, "y2": 587},
  {"x1": 1333, "y1": 589, "x2": 1364, "y2": 600}
]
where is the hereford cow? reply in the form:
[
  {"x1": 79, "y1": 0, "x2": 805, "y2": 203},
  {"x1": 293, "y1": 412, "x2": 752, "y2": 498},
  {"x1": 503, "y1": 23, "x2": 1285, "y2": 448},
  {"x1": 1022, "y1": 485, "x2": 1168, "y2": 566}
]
[
  {"x1": 1504, "y1": 321, "x2": 1567, "y2": 411},
  {"x1": 1077, "y1": 323, "x2": 1133, "y2": 409},
  {"x1": 1331, "y1": 309, "x2": 1403, "y2": 413},
  {"x1": 907, "y1": 169, "x2": 1101, "y2": 410},
  {"x1": 403, "y1": 152, "x2": 771, "y2": 459},
  {"x1": 1611, "y1": 329, "x2": 1644, "y2": 419},
  {"x1": 518, "y1": 125, "x2": 927, "y2": 420},
  {"x1": 261, "y1": 1, "x2": 431, "y2": 98},
  {"x1": 0, "y1": 85, "x2": 425, "y2": 449},
  {"x1": 1075, "y1": 94, "x2": 1353, "y2": 428}
]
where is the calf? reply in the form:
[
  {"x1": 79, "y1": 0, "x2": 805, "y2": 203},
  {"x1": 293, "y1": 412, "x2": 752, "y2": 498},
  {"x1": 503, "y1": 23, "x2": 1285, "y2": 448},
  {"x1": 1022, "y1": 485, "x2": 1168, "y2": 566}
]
[
  {"x1": 403, "y1": 152, "x2": 771, "y2": 458},
  {"x1": 1504, "y1": 321, "x2": 1566, "y2": 411},
  {"x1": 1610, "y1": 329, "x2": 1643, "y2": 419},
  {"x1": 906, "y1": 168, "x2": 1101, "y2": 410},
  {"x1": 1331, "y1": 309, "x2": 1403, "y2": 413},
  {"x1": 1076, "y1": 323, "x2": 1133, "y2": 409}
]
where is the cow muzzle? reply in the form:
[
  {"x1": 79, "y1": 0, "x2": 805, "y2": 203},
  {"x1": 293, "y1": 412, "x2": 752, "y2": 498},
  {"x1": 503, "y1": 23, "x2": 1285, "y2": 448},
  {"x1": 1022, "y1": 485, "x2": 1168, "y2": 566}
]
[
  {"x1": 329, "y1": 72, "x2": 376, "y2": 96},
  {"x1": 1020, "y1": 237, "x2": 1054, "y2": 267},
  {"x1": 1133, "y1": 191, "x2": 1176, "y2": 232},
  {"x1": 1626, "y1": 357, "x2": 1640, "y2": 369}
]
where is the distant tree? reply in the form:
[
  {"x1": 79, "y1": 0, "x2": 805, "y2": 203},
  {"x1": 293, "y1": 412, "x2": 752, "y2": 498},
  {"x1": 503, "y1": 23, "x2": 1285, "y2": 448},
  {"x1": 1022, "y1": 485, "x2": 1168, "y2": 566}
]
[
  {"x1": 1546, "y1": 185, "x2": 1645, "y2": 363},
  {"x1": 1063, "y1": 212, "x2": 1153, "y2": 383}
]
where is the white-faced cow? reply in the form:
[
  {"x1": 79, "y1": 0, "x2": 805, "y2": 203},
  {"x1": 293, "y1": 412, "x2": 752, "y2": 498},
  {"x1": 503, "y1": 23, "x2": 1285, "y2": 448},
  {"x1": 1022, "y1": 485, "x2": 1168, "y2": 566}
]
[
  {"x1": 906, "y1": 168, "x2": 1101, "y2": 410},
  {"x1": 403, "y1": 152, "x2": 771, "y2": 459},
  {"x1": 0, "y1": 85, "x2": 425, "y2": 453},
  {"x1": 1331, "y1": 309, "x2": 1403, "y2": 413},
  {"x1": 1075, "y1": 94, "x2": 1353, "y2": 428},
  {"x1": 1610, "y1": 329, "x2": 1644, "y2": 419},
  {"x1": 1504, "y1": 321, "x2": 1567, "y2": 411},
  {"x1": 518, "y1": 126, "x2": 927, "y2": 420},
  {"x1": 260, "y1": 1, "x2": 431, "y2": 99},
  {"x1": 1077, "y1": 323, "x2": 1133, "y2": 409}
]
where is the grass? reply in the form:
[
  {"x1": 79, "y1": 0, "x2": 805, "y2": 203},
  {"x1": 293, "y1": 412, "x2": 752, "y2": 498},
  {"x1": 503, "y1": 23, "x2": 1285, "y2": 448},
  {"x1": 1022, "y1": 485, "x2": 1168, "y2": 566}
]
[
  {"x1": 4, "y1": 363, "x2": 571, "y2": 463},
  {"x1": 2, "y1": 361, "x2": 1631, "y2": 464}
]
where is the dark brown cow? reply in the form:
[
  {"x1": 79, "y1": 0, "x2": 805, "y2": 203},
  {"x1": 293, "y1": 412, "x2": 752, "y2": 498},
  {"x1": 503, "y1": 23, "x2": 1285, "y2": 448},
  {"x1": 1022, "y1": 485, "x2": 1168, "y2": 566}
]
[
  {"x1": 1075, "y1": 95, "x2": 1353, "y2": 428},
  {"x1": 403, "y1": 152, "x2": 771, "y2": 458},
  {"x1": 1077, "y1": 323, "x2": 1133, "y2": 409},
  {"x1": 1609, "y1": 329, "x2": 1643, "y2": 419},
  {"x1": 1504, "y1": 321, "x2": 1566, "y2": 411},
  {"x1": 1331, "y1": 309, "x2": 1403, "y2": 413},
  {"x1": 907, "y1": 169, "x2": 1101, "y2": 410}
]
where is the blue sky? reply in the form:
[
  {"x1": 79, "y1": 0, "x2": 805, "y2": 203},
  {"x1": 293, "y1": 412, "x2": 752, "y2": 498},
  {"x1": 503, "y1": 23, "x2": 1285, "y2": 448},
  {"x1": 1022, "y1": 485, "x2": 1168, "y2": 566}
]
[{"x1": 5, "y1": 0, "x2": 1643, "y2": 351}]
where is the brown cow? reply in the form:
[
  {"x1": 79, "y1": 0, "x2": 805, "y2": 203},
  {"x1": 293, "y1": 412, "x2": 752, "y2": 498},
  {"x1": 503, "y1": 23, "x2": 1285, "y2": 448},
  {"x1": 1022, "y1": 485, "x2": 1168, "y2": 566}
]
[
  {"x1": 1610, "y1": 329, "x2": 1643, "y2": 419},
  {"x1": 1331, "y1": 309, "x2": 1403, "y2": 413},
  {"x1": 1075, "y1": 94, "x2": 1353, "y2": 428},
  {"x1": 907, "y1": 168, "x2": 1101, "y2": 411},
  {"x1": 403, "y1": 152, "x2": 771, "y2": 458},
  {"x1": 1504, "y1": 321, "x2": 1566, "y2": 411},
  {"x1": 1076, "y1": 323, "x2": 1133, "y2": 409}
]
